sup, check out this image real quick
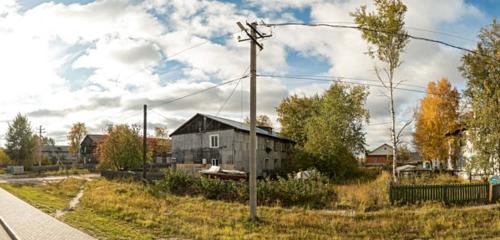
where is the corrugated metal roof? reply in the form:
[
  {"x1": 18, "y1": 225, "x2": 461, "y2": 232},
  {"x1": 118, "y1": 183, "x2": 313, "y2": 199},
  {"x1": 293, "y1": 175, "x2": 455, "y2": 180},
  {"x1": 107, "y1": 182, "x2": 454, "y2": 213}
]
[{"x1": 171, "y1": 113, "x2": 293, "y2": 142}]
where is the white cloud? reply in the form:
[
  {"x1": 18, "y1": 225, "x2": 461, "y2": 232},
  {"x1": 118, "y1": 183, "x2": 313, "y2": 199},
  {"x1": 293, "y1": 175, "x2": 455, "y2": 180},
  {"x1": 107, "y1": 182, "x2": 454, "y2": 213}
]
[{"x1": 0, "y1": 0, "x2": 490, "y2": 149}]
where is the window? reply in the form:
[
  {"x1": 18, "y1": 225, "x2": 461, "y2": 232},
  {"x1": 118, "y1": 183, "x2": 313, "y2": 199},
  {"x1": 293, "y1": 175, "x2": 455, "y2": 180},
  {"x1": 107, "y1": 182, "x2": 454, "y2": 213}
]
[
  {"x1": 274, "y1": 159, "x2": 280, "y2": 169},
  {"x1": 211, "y1": 158, "x2": 219, "y2": 166},
  {"x1": 264, "y1": 158, "x2": 269, "y2": 170},
  {"x1": 209, "y1": 134, "x2": 219, "y2": 148}
]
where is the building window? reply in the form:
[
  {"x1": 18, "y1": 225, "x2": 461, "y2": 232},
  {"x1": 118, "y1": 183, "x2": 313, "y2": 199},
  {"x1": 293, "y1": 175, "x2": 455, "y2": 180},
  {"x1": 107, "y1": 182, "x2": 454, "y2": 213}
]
[
  {"x1": 264, "y1": 158, "x2": 269, "y2": 170},
  {"x1": 211, "y1": 158, "x2": 219, "y2": 166},
  {"x1": 209, "y1": 134, "x2": 219, "y2": 148},
  {"x1": 275, "y1": 159, "x2": 280, "y2": 169}
]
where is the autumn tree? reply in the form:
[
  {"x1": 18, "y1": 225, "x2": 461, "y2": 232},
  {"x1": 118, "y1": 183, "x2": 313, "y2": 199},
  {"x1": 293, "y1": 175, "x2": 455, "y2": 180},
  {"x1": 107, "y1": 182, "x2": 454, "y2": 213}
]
[
  {"x1": 352, "y1": 0, "x2": 410, "y2": 181},
  {"x1": 149, "y1": 127, "x2": 172, "y2": 163},
  {"x1": 414, "y1": 79, "x2": 460, "y2": 167},
  {"x1": 67, "y1": 122, "x2": 87, "y2": 164},
  {"x1": 5, "y1": 114, "x2": 35, "y2": 168},
  {"x1": 304, "y1": 84, "x2": 369, "y2": 179},
  {"x1": 276, "y1": 94, "x2": 320, "y2": 146},
  {"x1": 460, "y1": 19, "x2": 500, "y2": 174},
  {"x1": 0, "y1": 148, "x2": 11, "y2": 166},
  {"x1": 98, "y1": 124, "x2": 142, "y2": 170}
]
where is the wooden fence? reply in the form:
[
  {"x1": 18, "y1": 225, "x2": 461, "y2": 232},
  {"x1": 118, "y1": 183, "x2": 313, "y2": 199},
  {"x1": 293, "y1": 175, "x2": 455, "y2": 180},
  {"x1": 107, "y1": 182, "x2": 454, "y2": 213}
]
[
  {"x1": 389, "y1": 182, "x2": 491, "y2": 205},
  {"x1": 493, "y1": 184, "x2": 500, "y2": 203}
]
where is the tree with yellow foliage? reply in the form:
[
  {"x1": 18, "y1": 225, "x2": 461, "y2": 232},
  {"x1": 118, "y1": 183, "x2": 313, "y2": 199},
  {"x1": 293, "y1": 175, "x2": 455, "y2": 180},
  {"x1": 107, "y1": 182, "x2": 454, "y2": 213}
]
[{"x1": 413, "y1": 78, "x2": 460, "y2": 165}]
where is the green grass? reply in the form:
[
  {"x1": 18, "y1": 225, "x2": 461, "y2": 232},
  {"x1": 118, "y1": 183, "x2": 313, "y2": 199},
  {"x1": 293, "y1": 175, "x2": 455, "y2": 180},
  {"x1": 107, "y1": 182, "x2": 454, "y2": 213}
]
[
  {"x1": 2, "y1": 177, "x2": 500, "y2": 239},
  {"x1": 0, "y1": 178, "x2": 85, "y2": 214}
]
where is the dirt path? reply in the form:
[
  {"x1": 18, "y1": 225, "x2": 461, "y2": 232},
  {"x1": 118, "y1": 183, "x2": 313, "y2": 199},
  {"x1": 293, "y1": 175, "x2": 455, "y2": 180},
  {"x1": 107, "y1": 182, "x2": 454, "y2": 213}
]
[{"x1": 0, "y1": 174, "x2": 100, "y2": 184}]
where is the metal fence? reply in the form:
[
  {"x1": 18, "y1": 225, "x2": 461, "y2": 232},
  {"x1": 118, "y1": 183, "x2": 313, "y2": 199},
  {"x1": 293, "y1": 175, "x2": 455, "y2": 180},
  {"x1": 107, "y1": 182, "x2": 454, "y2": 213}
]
[{"x1": 389, "y1": 182, "x2": 491, "y2": 205}]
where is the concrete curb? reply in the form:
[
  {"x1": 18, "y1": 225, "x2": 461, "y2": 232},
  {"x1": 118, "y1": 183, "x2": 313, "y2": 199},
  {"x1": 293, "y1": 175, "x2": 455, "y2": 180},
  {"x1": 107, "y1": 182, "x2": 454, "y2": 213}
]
[{"x1": 0, "y1": 217, "x2": 20, "y2": 240}]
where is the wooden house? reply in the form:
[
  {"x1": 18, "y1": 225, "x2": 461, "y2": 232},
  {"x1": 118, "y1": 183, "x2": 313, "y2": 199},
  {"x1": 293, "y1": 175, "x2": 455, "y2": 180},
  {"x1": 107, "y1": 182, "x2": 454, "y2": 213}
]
[{"x1": 170, "y1": 113, "x2": 294, "y2": 177}]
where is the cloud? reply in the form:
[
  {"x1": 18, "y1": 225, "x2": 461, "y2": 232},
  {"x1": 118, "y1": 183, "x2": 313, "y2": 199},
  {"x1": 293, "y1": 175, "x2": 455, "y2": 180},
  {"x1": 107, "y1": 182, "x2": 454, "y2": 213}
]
[{"x1": 0, "y1": 0, "x2": 491, "y2": 149}]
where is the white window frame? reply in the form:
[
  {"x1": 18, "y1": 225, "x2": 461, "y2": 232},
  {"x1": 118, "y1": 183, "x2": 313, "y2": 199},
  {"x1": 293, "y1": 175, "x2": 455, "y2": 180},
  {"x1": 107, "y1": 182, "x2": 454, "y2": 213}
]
[
  {"x1": 209, "y1": 134, "x2": 219, "y2": 148},
  {"x1": 211, "y1": 158, "x2": 219, "y2": 166}
]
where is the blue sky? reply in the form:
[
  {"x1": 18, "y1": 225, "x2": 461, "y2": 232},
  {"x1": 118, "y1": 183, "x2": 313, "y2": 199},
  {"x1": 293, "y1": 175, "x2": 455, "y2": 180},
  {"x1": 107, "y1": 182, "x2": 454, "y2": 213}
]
[{"x1": 0, "y1": 0, "x2": 497, "y2": 148}]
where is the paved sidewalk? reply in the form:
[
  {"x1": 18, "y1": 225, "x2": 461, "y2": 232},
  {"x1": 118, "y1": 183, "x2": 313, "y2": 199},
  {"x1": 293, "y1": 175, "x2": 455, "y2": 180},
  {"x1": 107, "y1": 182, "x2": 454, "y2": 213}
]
[{"x1": 0, "y1": 187, "x2": 95, "y2": 240}]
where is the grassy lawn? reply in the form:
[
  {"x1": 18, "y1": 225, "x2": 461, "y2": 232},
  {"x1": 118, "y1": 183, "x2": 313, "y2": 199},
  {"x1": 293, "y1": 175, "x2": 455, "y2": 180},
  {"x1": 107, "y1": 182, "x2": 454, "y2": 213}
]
[
  {"x1": 1, "y1": 177, "x2": 499, "y2": 239},
  {"x1": 0, "y1": 178, "x2": 85, "y2": 214}
]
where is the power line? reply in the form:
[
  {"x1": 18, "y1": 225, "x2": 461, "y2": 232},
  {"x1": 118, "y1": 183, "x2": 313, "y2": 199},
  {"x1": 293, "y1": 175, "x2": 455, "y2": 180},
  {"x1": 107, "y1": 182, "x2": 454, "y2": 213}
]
[
  {"x1": 258, "y1": 74, "x2": 429, "y2": 94},
  {"x1": 264, "y1": 22, "x2": 486, "y2": 57},
  {"x1": 149, "y1": 75, "x2": 249, "y2": 109},
  {"x1": 270, "y1": 73, "x2": 427, "y2": 89},
  {"x1": 311, "y1": 21, "x2": 477, "y2": 42}
]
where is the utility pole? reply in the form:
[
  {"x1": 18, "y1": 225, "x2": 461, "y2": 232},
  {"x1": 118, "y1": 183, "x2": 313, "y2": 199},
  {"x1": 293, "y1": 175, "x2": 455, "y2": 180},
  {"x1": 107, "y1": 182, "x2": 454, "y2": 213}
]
[
  {"x1": 38, "y1": 125, "x2": 45, "y2": 167},
  {"x1": 143, "y1": 104, "x2": 147, "y2": 179},
  {"x1": 237, "y1": 21, "x2": 271, "y2": 220}
]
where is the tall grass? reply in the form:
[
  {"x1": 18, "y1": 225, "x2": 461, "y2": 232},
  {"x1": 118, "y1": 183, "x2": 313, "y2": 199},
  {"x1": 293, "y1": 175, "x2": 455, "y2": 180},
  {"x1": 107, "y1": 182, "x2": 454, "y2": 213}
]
[{"x1": 335, "y1": 171, "x2": 391, "y2": 211}]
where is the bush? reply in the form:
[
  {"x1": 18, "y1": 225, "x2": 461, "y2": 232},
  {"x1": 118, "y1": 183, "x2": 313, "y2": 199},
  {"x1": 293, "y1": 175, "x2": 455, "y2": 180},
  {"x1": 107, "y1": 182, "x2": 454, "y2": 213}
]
[
  {"x1": 152, "y1": 169, "x2": 196, "y2": 195},
  {"x1": 399, "y1": 174, "x2": 467, "y2": 185},
  {"x1": 258, "y1": 174, "x2": 337, "y2": 208},
  {"x1": 152, "y1": 169, "x2": 337, "y2": 209}
]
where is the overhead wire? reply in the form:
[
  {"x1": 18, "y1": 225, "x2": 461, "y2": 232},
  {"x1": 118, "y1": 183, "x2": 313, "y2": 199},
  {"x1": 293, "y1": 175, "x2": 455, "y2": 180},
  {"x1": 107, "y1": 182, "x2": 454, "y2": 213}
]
[
  {"x1": 258, "y1": 74, "x2": 429, "y2": 94},
  {"x1": 309, "y1": 21, "x2": 477, "y2": 43},
  {"x1": 263, "y1": 22, "x2": 491, "y2": 57}
]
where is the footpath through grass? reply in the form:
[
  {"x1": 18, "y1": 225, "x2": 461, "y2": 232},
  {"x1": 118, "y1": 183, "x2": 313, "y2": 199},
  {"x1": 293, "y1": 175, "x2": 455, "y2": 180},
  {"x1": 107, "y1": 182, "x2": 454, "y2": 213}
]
[
  {"x1": 4, "y1": 178, "x2": 499, "y2": 239},
  {"x1": 0, "y1": 178, "x2": 85, "y2": 214}
]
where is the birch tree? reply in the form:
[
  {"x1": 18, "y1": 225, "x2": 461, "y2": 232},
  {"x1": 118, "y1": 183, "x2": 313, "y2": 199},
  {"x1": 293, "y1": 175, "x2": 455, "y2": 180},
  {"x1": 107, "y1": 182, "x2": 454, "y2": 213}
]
[{"x1": 351, "y1": 0, "x2": 410, "y2": 181}]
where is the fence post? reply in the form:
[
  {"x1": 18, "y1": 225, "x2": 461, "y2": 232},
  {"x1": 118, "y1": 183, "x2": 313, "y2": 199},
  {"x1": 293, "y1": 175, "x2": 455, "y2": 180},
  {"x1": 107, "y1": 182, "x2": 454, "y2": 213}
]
[
  {"x1": 443, "y1": 185, "x2": 448, "y2": 204},
  {"x1": 489, "y1": 184, "x2": 493, "y2": 203}
]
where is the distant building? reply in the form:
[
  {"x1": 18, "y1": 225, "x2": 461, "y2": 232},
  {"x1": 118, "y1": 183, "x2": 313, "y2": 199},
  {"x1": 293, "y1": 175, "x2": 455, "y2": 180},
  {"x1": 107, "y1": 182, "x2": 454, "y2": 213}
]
[
  {"x1": 170, "y1": 113, "x2": 294, "y2": 177},
  {"x1": 365, "y1": 143, "x2": 393, "y2": 167},
  {"x1": 41, "y1": 145, "x2": 76, "y2": 164},
  {"x1": 80, "y1": 134, "x2": 106, "y2": 164},
  {"x1": 365, "y1": 143, "x2": 422, "y2": 167}
]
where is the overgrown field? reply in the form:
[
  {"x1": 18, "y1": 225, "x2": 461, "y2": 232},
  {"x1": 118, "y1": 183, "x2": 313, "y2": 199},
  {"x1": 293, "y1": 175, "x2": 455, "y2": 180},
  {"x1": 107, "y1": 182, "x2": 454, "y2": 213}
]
[{"x1": 1, "y1": 177, "x2": 499, "y2": 239}]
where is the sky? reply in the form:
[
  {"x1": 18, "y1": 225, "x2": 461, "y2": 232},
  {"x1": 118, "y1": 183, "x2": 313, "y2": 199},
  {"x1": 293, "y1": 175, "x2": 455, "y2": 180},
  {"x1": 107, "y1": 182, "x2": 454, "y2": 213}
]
[{"x1": 0, "y1": 0, "x2": 497, "y2": 149}]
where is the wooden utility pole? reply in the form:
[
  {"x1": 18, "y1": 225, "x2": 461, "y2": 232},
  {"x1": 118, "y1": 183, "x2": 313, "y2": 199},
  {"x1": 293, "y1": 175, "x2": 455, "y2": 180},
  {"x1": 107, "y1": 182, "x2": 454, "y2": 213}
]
[
  {"x1": 143, "y1": 104, "x2": 147, "y2": 179},
  {"x1": 237, "y1": 21, "x2": 271, "y2": 220},
  {"x1": 38, "y1": 125, "x2": 45, "y2": 167}
]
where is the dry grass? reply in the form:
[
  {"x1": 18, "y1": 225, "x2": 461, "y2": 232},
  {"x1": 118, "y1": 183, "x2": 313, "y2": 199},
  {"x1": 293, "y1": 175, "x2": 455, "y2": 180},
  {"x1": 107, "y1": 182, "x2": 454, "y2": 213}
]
[
  {"x1": 335, "y1": 171, "x2": 391, "y2": 211},
  {"x1": 66, "y1": 179, "x2": 500, "y2": 239},
  {"x1": 2, "y1": 176, "x2": 499, "y2": 239}
]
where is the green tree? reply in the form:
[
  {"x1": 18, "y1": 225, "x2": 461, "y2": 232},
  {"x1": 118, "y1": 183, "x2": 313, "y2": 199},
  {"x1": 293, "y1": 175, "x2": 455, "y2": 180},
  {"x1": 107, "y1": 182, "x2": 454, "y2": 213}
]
[
  {"x1": 276, "y1": 94, "x2": 320, "y2": 147},
  {"x1": 5, "y1": 114, "x2": 35, "y2": 168},
  {"x1": 0, "y1": 148, "x2": 11, "y2": 166},
  {"x1": 460, "y1": 19, "x2": 500, "y2": 175},
  {"x1": 352, "y1": 0, "x2": 410, "y2": 181},
  {"x1": 304, "y1": 84, "x2": 369, "y2": 179},
  {"x1": 98, "y1": 124, "x2": 143, "y2": 171},
  {"x1": 67, "y1": 122, "x2": 87, "y2": 163}
]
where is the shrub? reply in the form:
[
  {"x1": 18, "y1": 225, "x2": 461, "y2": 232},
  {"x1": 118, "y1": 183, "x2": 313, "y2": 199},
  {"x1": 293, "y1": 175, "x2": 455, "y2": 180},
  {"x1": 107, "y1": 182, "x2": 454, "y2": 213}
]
[
  {"x1": 152, "y1": 169, "x2": 197, "y2": 195},
  {"x1": 196, "y1": 177, "x2": 243, "y2": 200},
  {"x1": 258, "y1": 175, "x2": 337, "y2": 208},
  {"x1": 152, "y1": 170, "x2": 337, "y2": 209},
  {"x1": 399, "y1": 174, "x2": 467, "y2": 185}
]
